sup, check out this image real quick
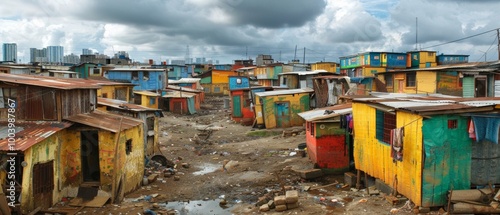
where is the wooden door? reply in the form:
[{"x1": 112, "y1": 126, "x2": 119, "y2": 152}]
[
  {"x1": 275, "y1": 102, "x2": 290, "y2": 128},
  {"x1": 33, "y1": 161, "x2": 54, "y2": 209}
]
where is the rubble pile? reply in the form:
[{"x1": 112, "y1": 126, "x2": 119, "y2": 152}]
[
  {"x1": 257, "y1": 189, "x2": 301, "y2": 212},
  {"x1": 448, "y1": 187, "x2": 500, "y2": 214}
]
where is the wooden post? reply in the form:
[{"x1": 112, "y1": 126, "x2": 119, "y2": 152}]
[
  {"x1": 110, "y1": 117, "x2": 123, "y2": 204},
  {"x1": 365, "y1": 172, "x2": 370, "y2": 195},
  {"x1": 356, "y1": 169, "x2": 362, "y2": 189}
]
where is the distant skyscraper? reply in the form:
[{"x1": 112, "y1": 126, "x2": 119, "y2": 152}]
[
  {"x1": 82, "y1": 48, "x2": 93, "y2": 55},
  {"x1": 2, "y1": 43, "x2": 17, "y2": 62},
  {"x1": 195, "y1": 57, "x2": 206, "y2": 64},
  {"x1": 30, "y1": 48, "x2": 47, "y2": 63},
  {"x1": 63, "y1": 53, "x2": 80, "y2": 64},
  {"x1": 47, "y1": 46, "x2": 64, "y2": 63}
]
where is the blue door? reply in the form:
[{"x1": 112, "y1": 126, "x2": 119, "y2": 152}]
[{"x1": 275, "y1": 102, "x2": 290, "y2": 128}]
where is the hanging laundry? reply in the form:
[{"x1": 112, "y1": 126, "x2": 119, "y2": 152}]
[
  {"x1": 390, "y1": 127, "x2": 404, "y2": 162},
  {"x1": 468, "y1": 119, "x2": 476, "y2": 140},
  {"x1": 472, "y1": 116, "x2": 500, "y2": 144}
]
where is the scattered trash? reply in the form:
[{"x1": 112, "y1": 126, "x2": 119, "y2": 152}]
[{"x1": 358, "y1": 199, "x2": 368, "y2": 203}]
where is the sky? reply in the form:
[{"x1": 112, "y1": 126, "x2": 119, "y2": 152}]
[{"x1": 1, "y1": 0, "x2": 499, "y2": 64}]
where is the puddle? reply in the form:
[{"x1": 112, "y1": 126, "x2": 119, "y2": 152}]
[
  {"x1": 161, "y1": 200, "x2": 234, "y2": 215},
  {"x1": 192, "y1": 163, "x2": 221, "y2": 175}
]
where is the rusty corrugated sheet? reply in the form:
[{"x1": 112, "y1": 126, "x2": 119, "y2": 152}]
[
  {"x1": 64, "y1": 110, "x2": 143, "y2": 133},
  {"x1": 98, "y1": 97, "x2": 159, "y2": 112},
  {"x1": 166, "y1": 85, "x2": 203, "y2": 93},
  {"x1": 0, "y1": 73, "x2": 101, "y2": 89},
  {"x1": 0, "y1": 121, "x2": 72, "y2": 151}
]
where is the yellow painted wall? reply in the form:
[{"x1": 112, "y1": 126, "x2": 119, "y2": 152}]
[
  {"x1": 202, "y1": 83, "x2": 229, "y2": 95},
  {"x1": 19, "y1": 133, "x2": 64, "y2": 213},
  {"x1": 419, "y1": 52, "x2": 437, "y2": 68},
  {"x1": 414, "y1": 71, "x2": 437, "y2": 94},
  {"x1": 311, "y1": 62, "x2": 338, "y2": 73},
  {"x1": 140, "y1": 95, "x2": 159, "y2": 109},
  {"x1": 254, "y1": 95, "x2": 265, "y2": 126},
  {"x1": 98, "y1": 86, "x2": 133, "y2": 103},
  {"x1": 362, "y1": 67, "x2": 385, "y2": 77},
  {"x1": 353, "y1": 103, "x2": 424, "y2": 205},
  {"x1": 212, "y1": 70, "x2": 236, "y2": 84},
  {"x1": 63, "y1": 124, "x2": 144, "y2": 198},
  {"x1": 260, "y1": 93, "x2": 310, "y2": 128}
]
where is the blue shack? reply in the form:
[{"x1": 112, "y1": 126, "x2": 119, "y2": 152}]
[{"x1": 105, "y1": 68, "x2": 167, "y2": 91}]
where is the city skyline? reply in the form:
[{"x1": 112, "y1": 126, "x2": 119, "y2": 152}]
[{"x1": 1, "y1": 0, "x2": 500, "y2": 64}]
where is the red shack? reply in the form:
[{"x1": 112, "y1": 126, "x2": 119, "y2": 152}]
[{"x1": 298, "y1": 103, "x2": 353, "y2": 174}]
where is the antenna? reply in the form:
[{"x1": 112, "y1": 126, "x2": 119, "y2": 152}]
[
  {"x1": 294, "y1": 45, "x2": 297, "y2": 61},
  {"x1": 185, "y1": 45, "x2": 190, "y2": 64},
  {"x1": 303, "y1": 47, "x2": 306, "y2": 65},
  {"x1": 245, "y1": 46, "x2": 248, "y2": 59},
  {"x1": 415, "y1": 17, "x2": 418, "y2": 50}
]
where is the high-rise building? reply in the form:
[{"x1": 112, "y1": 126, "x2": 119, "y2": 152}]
[
  {"x1": 63, "y1": 53, "x2": 80, "y2": 64},
  {"x1": 30, "y1": 48, "x2": 47, "y2": 63},
  {"x1": 195, "y1": 57, "x2": 206, "y2": 64},
  {"x1": 82, "y1": 48, "x2": 93, "y2": 55},
  {"x1": 2, "y1": 43, "x2": 17, "y2": 62},
  {"x1": 47, "y1": 46, "x2": 64, "y2": 63}
]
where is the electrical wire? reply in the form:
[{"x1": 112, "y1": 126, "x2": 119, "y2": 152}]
[{"x1": 422, "y1": 28, "x2": 499, "y2": 49}]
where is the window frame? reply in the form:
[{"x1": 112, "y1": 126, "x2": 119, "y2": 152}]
[{"x1": 406, "y1": 72, "x2": 416, "y2": 87}]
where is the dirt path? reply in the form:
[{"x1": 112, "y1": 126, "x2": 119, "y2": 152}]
[{"x1": 58, "y1": 96, "x2": 419, "y2": 215}]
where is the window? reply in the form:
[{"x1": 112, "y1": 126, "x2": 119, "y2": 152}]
[
  {"x1": 33, "y1": 161, "x2": 54, "y2": 194},
  {"x1": 214, "y1": 87, "x2": 221, "y2": 93},
  {"x1": 283, "y1": 77, "x2": 287, "y2": 85},
  {"x1": 376, "y1": 110, "x2": 396, "y2": 144},
  {"x1": 132, "y1": 71, "x2": 138, "y2": 80},
  {"x1": 428, "y1": 52, "x2": 434, "y2": 57},
  {"x1": 143, "y1": 71, "x2": 149, "y2": 81},
  {"x1": 93, "y1": 68, "x2": 100, "y2": 74},
  {"x1": 406, "y1": 72, "x2": 416, "y2": 87},
  {"x1": 309, "y1": 122, "x2": 315, "y2": 136},
  {"x1": 102, "y1": 93, "x2": 108, "y2": 98},
  {"x1": 397, "y1": 56, "x2": 404, "y2": 60},
  {"x1": 150, "y1": 97, "x2": 156, "y2": 105},
  {"x1": 385, "y1": 74, "x2": 393, "y2": 87},
  {"x1": 0, "y1": 87, "x2": 17, "y2": 108},
  {"x1": 126, "y1": 139, "x2": 132, "y2": 155},
  {"x1": 448, "y1": 119, "x2": 458, "y2": 129}
]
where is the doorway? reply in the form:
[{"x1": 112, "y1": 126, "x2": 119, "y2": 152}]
[
  {"x1": 81, "y1": 130, "x2": 100, "y2": 182},
  {"x1": 475, "y1": 77, "x2": 487, "y2": 97},
  {"x1": 33, "y1": 161, "x2": 54, "y2": 209},
  {"x1": 275, "y1": 102, "x2": 290, "y2": 128}
]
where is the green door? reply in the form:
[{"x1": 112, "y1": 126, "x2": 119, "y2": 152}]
[{"x1": 232, "y1": 95, "x2": 242, "y2": 117}]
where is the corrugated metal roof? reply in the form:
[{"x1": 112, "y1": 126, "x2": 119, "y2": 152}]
[
  {"x1": 278, "y1": 70, "x2": 330, "y2": 76},
  {"x1": 168, "y1": 78, "x2": 201, "y2": 84},
  {"x1": 255, "y1": 88, "x2": 314, "y2": 97},
  {"x1": 236, "y1": 66, "x2": 256, "y2": 71},
  {"x1": 82, "y1": 78, "x2": 136, "y2": 86},
  {"x1": 134, "y1": 91, "x2": 160, "y2": 96},
  {"x1": 0, "y1": 121, "x2": 72, "y2": 151},
  {"x1": 166, "y1": 85, "x2": 203, "y2": 93},
  {"x1": 162, "y1": 90, "x2": 196, "y2": 98},
  {"x1": 108, "y1": 68, "x2": 167, "y2": 72},
  {"x1": 458, "y1": 100, "x2": 500, "y2": 107},
  {"x1": 378, "y1": 101, "x2": 452, "y2": 109},
  {"x1": 46, "y1": 70, "x2": 78, "y2": 74},
  {"x1": 65, "y1": 110, "x2": 143, "y2": 133},
  {"x1": 98, "y1": 97, "x2": 159, "y2": 112},
  {"x1": 312, "y1": 75, "x2": 349, "y2": 79},
  {"x1": 0, "y1": 73, "x2": 101, "y2": 90},
  {"x1": 387, "y1": 60, "x2": 500, "y2": 73},
  {"x1": 298, "y1": 104, "x2": 352, "y2": 121}
]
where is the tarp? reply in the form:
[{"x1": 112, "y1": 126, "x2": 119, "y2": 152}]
[{"x1": 187, "y1": 97, "x2": 196, "y2": 114}]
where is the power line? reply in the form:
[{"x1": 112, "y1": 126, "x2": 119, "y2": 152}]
[
  {"x1": 475, "y1": 36, "x2": 497, "y2": 62},
  {"x1": 422, "y1": 28, "x2": 499, "y2": 49}
]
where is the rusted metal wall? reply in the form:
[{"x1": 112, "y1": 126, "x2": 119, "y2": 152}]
[{"x1": 61, "y1": 89, "x2": 97, "y2": 119}]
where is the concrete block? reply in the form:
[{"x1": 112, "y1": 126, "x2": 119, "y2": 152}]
[
  {"x1": 267, "y1": 200, "x2": 275, "y2": 209},
  {"x1": 259, "y1": 204, "x2": 269, "y2": 212},
  {"x1": 285, "y1": 190, "x2": 299, "y2": 203},
  {"x1": 274, "y1": 195, "x2": 286, "y2": 205},
  {"x1": 344, "y1": 172, "x2": 357, "y2": 187},
  {"x1": 275, "y1": 204, "x2": 287, "y2": 212},
  {"x1": 294, "y1": 169, "x2": 324, "y2": 179},
  {"x1": 375, "y1": 179, "x2": 394, "y2": 195},
  {"x1": 287, "y1": 202, "x2": 299, "y2": 210}
]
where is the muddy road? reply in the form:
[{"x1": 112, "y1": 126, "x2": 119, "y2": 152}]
[{"x1": 62, "y1": 96, "x2": 418, "y2": 215}]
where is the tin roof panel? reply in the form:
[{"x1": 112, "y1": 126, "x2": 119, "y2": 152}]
[{"x1": 0, "y1": 121, "x2": 72, "y2": 151}]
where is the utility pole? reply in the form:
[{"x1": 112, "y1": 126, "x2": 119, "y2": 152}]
[
  {"x1": 303, "y1": 47, "x2": 306, "y2": 65},
  {"x1": 497, "y1": 29, "x2": 500, "y2": 60},
  {"x1": 294, "y1": 45, "x2": 297, "y2": 62},
  {"x1": 415, "y1": 17, "x2": 418, "y2": 51}
]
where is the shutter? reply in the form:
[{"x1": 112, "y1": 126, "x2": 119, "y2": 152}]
[{"x1": 462, "y1": 76, "x2": 474, "y2": 98}]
